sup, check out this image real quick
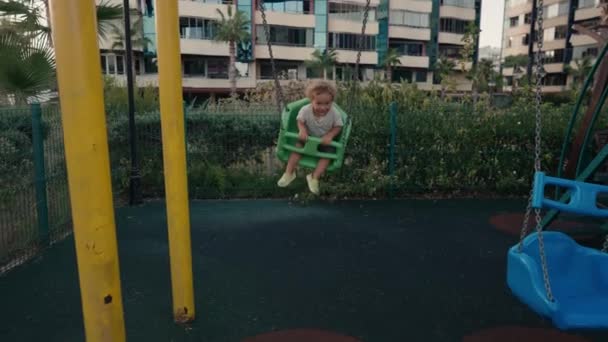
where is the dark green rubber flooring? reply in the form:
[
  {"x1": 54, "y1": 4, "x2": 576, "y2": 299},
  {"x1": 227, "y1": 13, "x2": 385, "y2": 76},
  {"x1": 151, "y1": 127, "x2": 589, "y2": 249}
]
[{"x1": 1, "y1": 199, "x2": 608, "y2": 341}]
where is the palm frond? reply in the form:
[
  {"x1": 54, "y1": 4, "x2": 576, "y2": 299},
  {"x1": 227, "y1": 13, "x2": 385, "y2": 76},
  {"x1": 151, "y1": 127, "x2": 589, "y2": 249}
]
[{"x1": 97, "y1": 0, "x2": 123, "y2": 41}]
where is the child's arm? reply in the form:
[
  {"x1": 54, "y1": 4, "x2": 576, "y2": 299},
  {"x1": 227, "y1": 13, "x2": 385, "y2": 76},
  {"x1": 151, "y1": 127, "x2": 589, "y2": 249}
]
[
  {"x1": 321, "y1": 126, "x2": 342, "y2": 145},
  {"x1": 297, "y1": 120, "x2": 308, "y2": 142}
]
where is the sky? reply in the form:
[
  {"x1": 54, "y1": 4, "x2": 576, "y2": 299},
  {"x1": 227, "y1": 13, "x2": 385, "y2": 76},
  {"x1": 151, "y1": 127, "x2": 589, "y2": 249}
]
[{"x1": 479, "y1": 0, "x2": 505, "y2": 48}]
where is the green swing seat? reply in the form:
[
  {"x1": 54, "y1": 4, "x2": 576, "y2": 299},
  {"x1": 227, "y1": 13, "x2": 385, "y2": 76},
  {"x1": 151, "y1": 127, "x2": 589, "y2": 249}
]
[{"x1": 276, "y1": 98, "x2": 352, "y2": 173}]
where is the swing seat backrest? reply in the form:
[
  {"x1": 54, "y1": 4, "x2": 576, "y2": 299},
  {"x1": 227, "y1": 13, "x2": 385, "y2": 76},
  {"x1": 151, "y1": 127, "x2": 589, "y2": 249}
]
[{"x1": 276, "y1": 98, "x2": 352, "y2": 173}]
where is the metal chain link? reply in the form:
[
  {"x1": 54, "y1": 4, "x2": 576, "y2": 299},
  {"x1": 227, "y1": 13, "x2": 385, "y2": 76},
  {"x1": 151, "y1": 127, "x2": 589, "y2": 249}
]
[
  {"x1": 603, "y1": 234, "x2": 608, "y2": 253},
  {"x1": 258, "y1": 0, "x2": 285, "y2": 114},
  {"x1": 348, "y1": 0, "x2": 371, "y2": 114},
  {"x1": 354, "y1": 0, "x2": 371, "y2": 81},
  {"x1": 517, "y1": 0, "x2": 553, "y2": 303},
  {"x1": 532, "y1": 0, "x2": 554, "y2": 303}
]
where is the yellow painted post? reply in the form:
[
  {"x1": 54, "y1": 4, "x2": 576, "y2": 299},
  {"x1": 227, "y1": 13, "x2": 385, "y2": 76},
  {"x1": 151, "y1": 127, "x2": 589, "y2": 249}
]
[
  {"x1": 154, "y1": 0, "x2": 196, "y2": 322},
  {"x1": 48, "y1": 1, "x2": 126, "y2": 341}
]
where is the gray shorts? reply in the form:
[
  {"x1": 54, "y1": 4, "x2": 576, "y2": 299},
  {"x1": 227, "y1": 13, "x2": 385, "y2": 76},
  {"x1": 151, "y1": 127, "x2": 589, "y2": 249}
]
[{"x1": 297, "y1": 140, "x2": 336, "y2": 154}]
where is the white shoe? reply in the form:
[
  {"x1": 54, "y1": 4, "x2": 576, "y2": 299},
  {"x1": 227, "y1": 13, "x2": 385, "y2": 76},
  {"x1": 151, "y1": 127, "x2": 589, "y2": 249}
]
[
  {"x1": 277, "y1": 172, "x2": 296, "y2": 187},
  {"x1": 306, "y1": 174, "x2": 320, "y2": 195}
]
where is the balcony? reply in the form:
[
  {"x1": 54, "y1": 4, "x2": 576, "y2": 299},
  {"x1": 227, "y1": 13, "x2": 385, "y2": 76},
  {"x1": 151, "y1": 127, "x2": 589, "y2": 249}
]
[
  {"x1": 398, "y1": 56, "x2": 429, "y2": 69},
  {"x1": 180, "y1": 38, "x2": 230, "y2": 56},
  {"x1": 391, "y1": 0, "x2": 432, "y2": 12},
  {"x1": 334, "y1": 50, "x2": 377, "y2": 65},
  {"x1": 389, "y1": 26, "x2": 431, "y2": 41},
  {"x1": 329, "y1": 18, "x2": 379, "y2": 35},
  {"x1": 254, "y1": 45, "x2": 316, "y2": 61},
  {"x1": 254, "y1": 10, "x2": 314, "y2": 28},
  {"x1": 438, "y1": 32, "x2": 465, "y2": 45},
  {"x1": 575, "y1": 6, "x2": 602, "y2": 21},
  {"x1": 129, "y1": 74, "x2": 257, "y2": 90},
  {"x1": 440, "y1": 5, "x2": 475, "y2": 21},
  {"x1": 178, "y1": 0, "x2": 232, "y2": 18}
]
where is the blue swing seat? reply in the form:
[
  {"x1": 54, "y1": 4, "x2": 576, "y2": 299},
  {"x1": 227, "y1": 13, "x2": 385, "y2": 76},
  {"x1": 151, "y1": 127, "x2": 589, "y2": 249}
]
[
  {"x1": 533, "y1": 171, "x2": 608, "y2": 217},
  {"x1": 507, "y1": 231, "x2": 608, "y2": 330}
]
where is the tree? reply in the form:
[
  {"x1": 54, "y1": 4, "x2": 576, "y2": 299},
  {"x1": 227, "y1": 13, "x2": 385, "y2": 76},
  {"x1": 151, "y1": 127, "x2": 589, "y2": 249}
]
[
  {"x1": 0, "y1": 27, "x2": 55, "y2": 104},
  {"x1": 214, "y1": 5, "x2": 250, "y2": 97},
  {"x1": 305, "y1": 48, "x2": 337, "y2": 80},
  {"x1": 0, "y1": 0, "x2": 124, "y2": 102},
  {"x1": 434, "y1": 56, "x2": 456, "y2": 99},
  {"x1": 381, "y1": 48, "x2": 401, "y2": 83},
  {"x1": 565, "y1": 55, "x2": 593, "y2": 89},
  {"x1": 110, "y1": 12, "x2": 151, "y2": 81},
  {"x1": 0, "y1": 0, "x2": 123, "y2": 47}
]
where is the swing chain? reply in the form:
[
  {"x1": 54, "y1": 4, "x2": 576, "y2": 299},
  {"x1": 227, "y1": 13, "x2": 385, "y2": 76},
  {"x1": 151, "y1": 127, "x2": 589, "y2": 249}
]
[
  {"x1": 603, "y1": 234, "x2": 608, "y2": 253},
  {"x1": 258, "y1": 0, "x2": 286, "y2": 114},
  {"x1": 517, "y1": 0, "x2": 553, "y2": 303},
  {"x1": 354, "y1": 0, "x2": 371, "y2": 81},
  {"x1": 533, "y1": 0, "x2": 554, "y2": 303}
]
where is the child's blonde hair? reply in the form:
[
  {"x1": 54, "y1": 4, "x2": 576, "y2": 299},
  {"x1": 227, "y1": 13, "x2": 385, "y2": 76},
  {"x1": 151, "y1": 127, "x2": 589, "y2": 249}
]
[{"x1": 305, "y1": 80, "x2": 337, "y2": 101}]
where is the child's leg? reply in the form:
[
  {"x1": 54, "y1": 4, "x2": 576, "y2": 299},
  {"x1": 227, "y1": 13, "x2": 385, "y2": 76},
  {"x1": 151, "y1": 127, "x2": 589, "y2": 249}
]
[
  {"x1": 312, "y1": 158, "x2": 330, "y2": 179},
  {"x1": 285, "y1": 141, "x2": 304, "y2": 174},
  {"x1": 278, "y1": 143, "x2": 303, "y2": 187}
]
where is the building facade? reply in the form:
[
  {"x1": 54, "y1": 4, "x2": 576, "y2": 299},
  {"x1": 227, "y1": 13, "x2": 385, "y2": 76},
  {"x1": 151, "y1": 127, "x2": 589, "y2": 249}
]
[
  {"x1": 501, "y1": 0, "x2": 604, "y2": 92},
  {"x1": 99, "y1": 0, "x2": 482, "y2": 100}
]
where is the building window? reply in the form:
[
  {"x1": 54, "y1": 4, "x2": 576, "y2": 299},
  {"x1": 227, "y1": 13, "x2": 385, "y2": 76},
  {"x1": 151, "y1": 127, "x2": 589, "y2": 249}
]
[
  {"x1": 389, "y1": 39, "x2": 426, "y2": 56},
  {"x1": 554, "y1": 25, "x2": 567, "y2": 39},
  {"x1": 543, "y1": 73, "x2": 567, "y2": 86},
  {"x1": 389, "y1": 10, "x2": 430, "y2": 28},
  {"x1": 438, "y1": 44, "x2": 462, "y2": 58},
  {"x1": 256, "y1": 25, "x2": 314, "y2": 47},
  {"x1": 261, "y1": 0, "x2": 311, "y2": 14},
  {"x1": 543, "y1": 2, "x2": 569, "y2": 19},
  {"x1": 509, "y1": 16, "x2": 519, "y2": 27},
  {"x1": 179, "y1": 17, "x2": 217, "y2": 40},
  {"x1": 207, "y1": 58, "x2": 229, "y2": 78},
  {"x1": 392, "y1": 68, "x2": 428, "y2": 83},
  {"x1": 524, "y1": 12, "x2": 532, "y2": 24},
  {"x1": 440, "y1": 18, "x2": 472, "y2": 34},
  {"x1": 329, "y1": 33, "x2": 376, "y2": 51},
  {"x1": 101, "y1": 53, "x2": 128, "y2": 75},
  {"x1": 573, "y1": 44, "x2": 599, "y2": 59},
  {"x1": 182, "y1": 56, "x2": 206, "y2": 76},
  {"x1": 329, "y1": 1, "x2": 376, "y2": 21},
  {"x1": 440, "y1": 0, "x2": 475, "y2": 8},
  {"x1": 522, "y1": 34, "x2": 529, "y2": 45},
  {"x1": 579, "y1": 0, "x2": 600, "y2": 9},
  {"x1": 260, "y1": 60, "x2": 300, "y2": 79},
  {"x1": 537, "y1": 49, "x2": 565, "y2": 64}
]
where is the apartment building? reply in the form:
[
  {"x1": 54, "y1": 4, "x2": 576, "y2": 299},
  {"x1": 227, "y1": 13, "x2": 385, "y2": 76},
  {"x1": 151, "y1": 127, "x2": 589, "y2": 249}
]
[
  {"x1": 98, "y1": 0, "x2": 482, "y2": 99},
  {"x1": 501, "y1": 0, "x2": 604, "y2": 92}
]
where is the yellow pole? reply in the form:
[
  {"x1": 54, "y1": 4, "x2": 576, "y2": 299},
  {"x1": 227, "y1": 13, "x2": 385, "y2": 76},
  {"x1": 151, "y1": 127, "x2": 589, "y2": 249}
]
[
  {"x1": 154, "y1": 0, "x2": 196, "y2": 322},
  {"x1": 48, "y1": 1, "x2": 126, "y2": 341}
]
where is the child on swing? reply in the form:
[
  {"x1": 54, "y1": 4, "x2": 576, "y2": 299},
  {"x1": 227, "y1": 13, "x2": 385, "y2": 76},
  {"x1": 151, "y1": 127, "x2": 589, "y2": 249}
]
[{"x1": 277, "y1": 80, "x2": 343, "y2": 195}]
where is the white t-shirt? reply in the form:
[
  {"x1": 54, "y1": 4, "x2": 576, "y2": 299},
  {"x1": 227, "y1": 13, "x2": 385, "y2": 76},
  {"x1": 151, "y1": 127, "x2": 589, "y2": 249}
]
[{"x1": 296, "y1": 104, "x2": 344, "y2": 137}]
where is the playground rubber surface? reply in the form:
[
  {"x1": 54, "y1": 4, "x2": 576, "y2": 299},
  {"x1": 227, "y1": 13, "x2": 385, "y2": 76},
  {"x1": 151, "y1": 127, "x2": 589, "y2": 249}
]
[{"x1": 1, "y1": 199, "x2": 608, "y2": 341}]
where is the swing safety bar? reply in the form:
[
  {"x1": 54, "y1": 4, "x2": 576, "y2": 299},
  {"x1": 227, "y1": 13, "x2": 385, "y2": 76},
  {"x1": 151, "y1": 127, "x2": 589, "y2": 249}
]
[
  {"x1": 533, "y1": 171, "x2": 608, "y2": 218},
  {"x1": 282, "y1": 131, "x2": 341, "y2": 160}
]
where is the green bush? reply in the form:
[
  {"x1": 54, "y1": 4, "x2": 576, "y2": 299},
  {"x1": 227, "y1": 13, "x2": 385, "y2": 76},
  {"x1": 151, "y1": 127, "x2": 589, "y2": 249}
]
[{"x1": 103, "y1": 80, "x2": 607, "y2": 200}]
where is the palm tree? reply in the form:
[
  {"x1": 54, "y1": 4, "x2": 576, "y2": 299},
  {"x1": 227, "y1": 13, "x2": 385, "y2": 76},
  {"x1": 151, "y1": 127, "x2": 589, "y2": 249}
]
[
  {"x1": 0, "y1": 0, "x2": 123, "y2": 47},
  {"x1": 214, "y1": 5, "x2": 250, "y2": 97},
  {"x1": 381, "y1": 48, "x2": 401, "y2": 83},
  {"x1": 434, "y1": 56, "x2": 456, "y2": 99},
  {"x1": 305, "y1": 48, "x2": 337, "y2": 80},
  {"x1": 110, "y1": 13, "x2": 151, "y2": 81},
  {"x1": 565, "y1": 55, "x2": 593, "y2": 89},
  {"x1": 0, "y1": 27, "x2": 55, "y2": 104}
]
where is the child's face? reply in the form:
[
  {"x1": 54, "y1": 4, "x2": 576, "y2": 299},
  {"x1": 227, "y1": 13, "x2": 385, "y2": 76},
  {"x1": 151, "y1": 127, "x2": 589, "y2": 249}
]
[{"x1": 311, "y1": 92, "x2": 333, "y2": 116}]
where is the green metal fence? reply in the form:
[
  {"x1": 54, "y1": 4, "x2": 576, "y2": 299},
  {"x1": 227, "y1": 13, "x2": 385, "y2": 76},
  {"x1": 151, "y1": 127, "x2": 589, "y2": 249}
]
[
  {"x1": 0, "y1": 104, "x2": 71, "y2": 273},
  {"x1": 0, "y1": 99, "x2": 585, "y2": 272}
]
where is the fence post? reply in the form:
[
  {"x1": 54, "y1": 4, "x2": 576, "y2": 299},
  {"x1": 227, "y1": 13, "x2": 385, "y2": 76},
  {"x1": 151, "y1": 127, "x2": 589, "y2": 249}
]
[
  {"x1": 31, "y1": 103, "x2": 50, "y2": 245},
  {"x1": 389, "y1": 101, "x2": 397, "y2": 199}
]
